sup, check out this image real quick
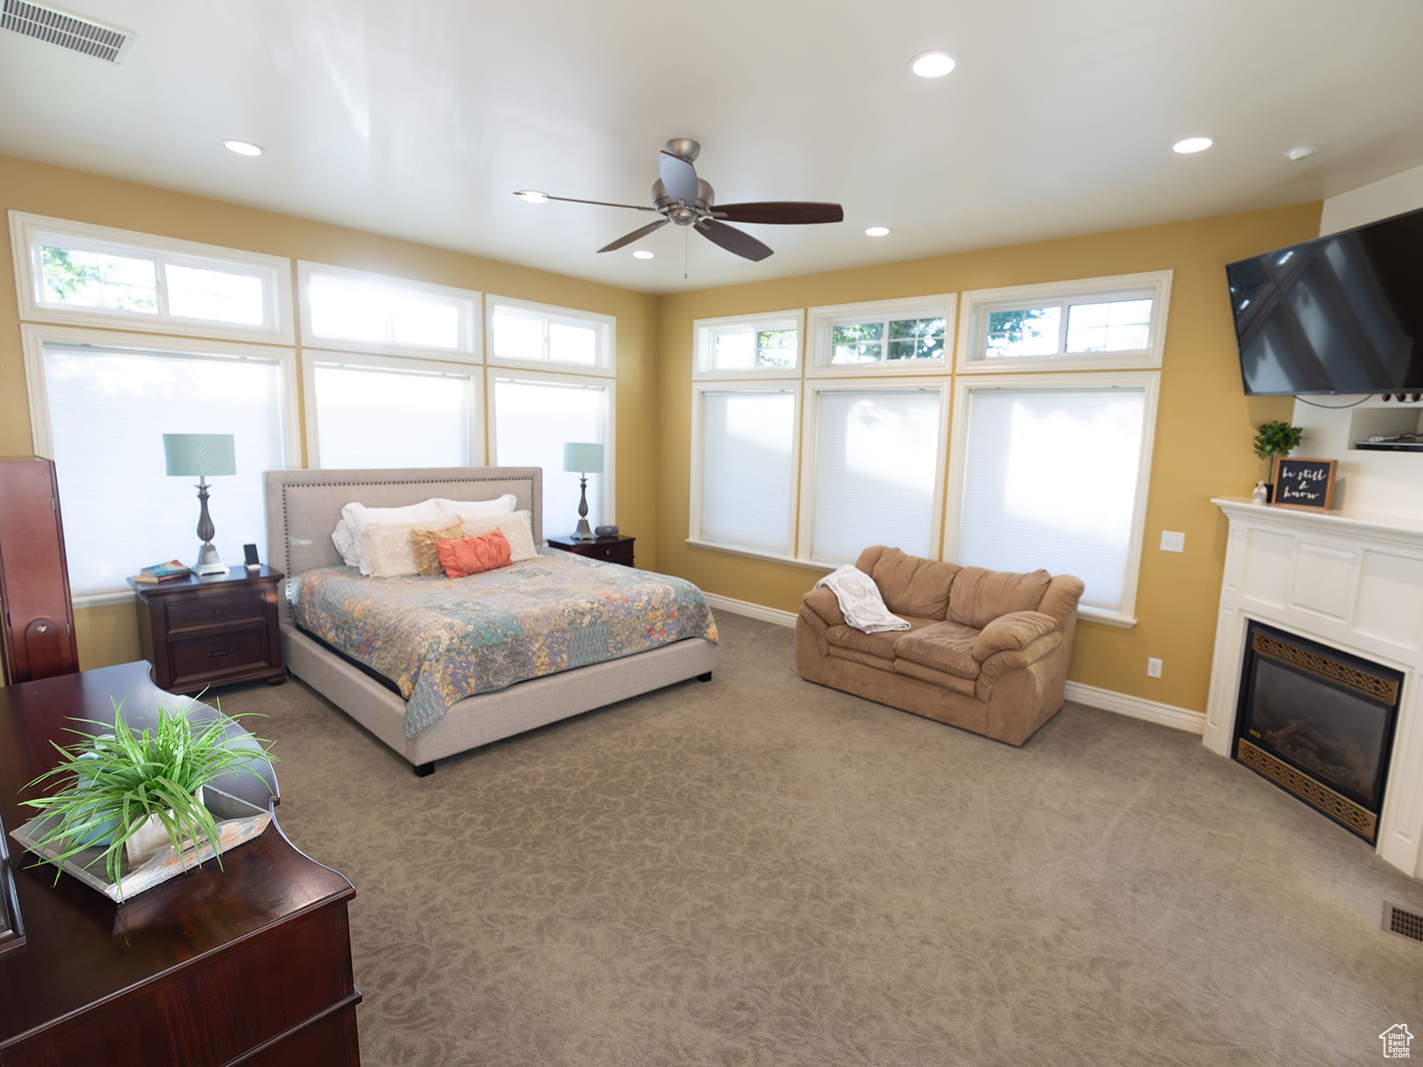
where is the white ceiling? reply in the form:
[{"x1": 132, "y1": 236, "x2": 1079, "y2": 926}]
[{"x1": 3, "y1": 0, "x2": 1423, "y2": 294}]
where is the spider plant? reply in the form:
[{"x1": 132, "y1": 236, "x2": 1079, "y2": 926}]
[{"x1": 19, "y1": 696, "x2": 276, "y2": 893}]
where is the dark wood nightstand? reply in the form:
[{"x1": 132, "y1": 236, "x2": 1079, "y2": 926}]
[
  {"x1": 546, "y1": 534, "x2": 636, "y2": 568},
  {"x1": 129, "y1": 566, "x2": 286, "y2": 694}
]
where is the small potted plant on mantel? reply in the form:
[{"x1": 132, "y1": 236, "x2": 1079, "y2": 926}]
[
  {"x1": 1253, "y1": 420, "x2": 1303, "y2": 503},
  {"x1": 16, "y1": 697, "x2": 276, "y2": 900}
]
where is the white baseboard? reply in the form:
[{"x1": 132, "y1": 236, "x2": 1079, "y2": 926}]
[
  {"x1": 707, "y1": 594, "x2": 1206, "y2": 735},
  {"x1": 1065, "y1": 681, "x2": 1205, "y2": 734}
]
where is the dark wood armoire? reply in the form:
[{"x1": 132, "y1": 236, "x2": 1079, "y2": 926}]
[{"x1": 0, "y1": 457, "x2": 79, "y2": 683}]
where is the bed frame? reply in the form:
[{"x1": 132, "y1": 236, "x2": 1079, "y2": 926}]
[{"x1": 264, "y1": 466, "x2": 717, "y2": 775}]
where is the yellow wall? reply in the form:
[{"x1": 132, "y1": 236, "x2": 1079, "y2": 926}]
[
  {"x1": 656, "y1": 206, "x2": 1319, "y2": 714},
  {"x1": 0, "y1": 153, "x2": 660, "y2": 671}
]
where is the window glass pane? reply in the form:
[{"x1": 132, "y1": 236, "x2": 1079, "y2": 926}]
[
  {"x1": 41, "y1": 345, "x2": 286, "y2": 596},
  {"x1": 41, "y1": 245, "x2": 157, "y2": 313},
  {"x1": 698, "y1": 390, "x2": 795, "y2": 554},
  {"x1": 313, "y1": 364, "x2": 470, "y2": 468},
  {"x1": 1066, "y1": 299, "x2": 1153, "y2": 353},
  {"x1": 756, "y1": 329, "x2": 796, "y2": 367},
  {"x1": 549, "y1": 322, "x2": 596, "y2": 365},
  {"x1": 956, "y1": 387, "x2": 1146, "y2": 613},
  {"x1": 308, "y1": 276, "x2": 388, "y2": 343},
  {"x1": 831, "y1": 340, "x2": 883, "y2": 365},
  {"x1": 831, "y1": 322, "x2": 884, "y2": 363},
  {"x1": 810, "y1": 390, "x2": 940, "y2": 562},
  {"x1": 165, "y1": 265, "x2": 265, "y2": 325},
  {"x1": 984, "y1": 306, "x2": 1060, "y2": 358},
  {"x1": 491, "y1": 309, "x2": 545, "y2": 362},
  {"x1": 711, "y1": 328, "x2": 756, "y2": 370},
  {"x1": 392, "y1": 295, "x2": 460, "y2": 350},
  {"x1": 493, "y1": 378, "x2": 608, "y2": 534}
]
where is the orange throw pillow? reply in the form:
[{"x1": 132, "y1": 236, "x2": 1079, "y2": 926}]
[{"x1": 433, "y1": 529, "x2": 513, "y2": 578}]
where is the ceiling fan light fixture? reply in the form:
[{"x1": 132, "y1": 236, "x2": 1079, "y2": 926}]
[
  {"x1": 865, "y1": 226, "x2": 890, "y2": 237},
  {"x1": 221, "y1": 139, "x2": 264, "y2": 157},
  {"x1": 910, "y1": 51, "x2": 958, "y2": 78},
  {"x1": 514, "y1": 189, "x2": 549, "y2": 203},
  {"x1": 1285, "y1": 144, "x2": 1319, "y2": 162},
  {"x1": 1172, "y1": 136, "x2": 1215, "y2": 155}
]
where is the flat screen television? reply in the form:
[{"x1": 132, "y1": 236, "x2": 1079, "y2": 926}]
[{"x1": 1226, "y1": 205, "x2": 1423, "y2": 395}]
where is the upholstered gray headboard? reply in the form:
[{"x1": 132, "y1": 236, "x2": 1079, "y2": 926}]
[{"x1": 264, "y1": 466, "x2": 543, "y2": 617}]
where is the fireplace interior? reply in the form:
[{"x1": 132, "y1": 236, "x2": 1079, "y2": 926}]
[{"x1": 1234, "y1": 621, "x2": 1403, "y2": 843}]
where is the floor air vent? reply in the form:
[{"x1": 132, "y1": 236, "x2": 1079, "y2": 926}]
[
  {"x1": 1, "y1": 0, "x2": 133, "y2": 64},
  {"x1": 1383, "y1": 901, "x2": 1423, "y2": 945}
]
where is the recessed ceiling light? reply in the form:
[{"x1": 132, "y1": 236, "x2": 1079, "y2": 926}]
[
  {"x1": 865, "y1": 226, "x2": 890, "y2": 237},
  {"x1": 1285, "y1": 145, "x2": 1319, "y2": 162},
  {"x1": 221, "y1": 139, "x2": 264, "y2": 157},
  {"x1": 514, "y1": 189, "x2": 549, "y2": 203},
  {"x1": 632, "y1": 250, "x2": 654, "y2": 260},
  {"x1": 1172, "y1": 136, "x2": 1215, "y2": 155},
  {"x1": 909, "y1": 51, "x2": 958, "y2": 78}
]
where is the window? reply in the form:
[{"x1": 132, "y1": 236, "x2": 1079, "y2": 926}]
[
  {"x1": 957, "y1": 272, "x2": 1171, "y2": 373},
  {"x1": 23, "y1": 329, "x2": 296, "y2": 599},
  {"x1": 800, "y1": 385, "x2": 946, "y2": 563},
  {"x1": 302, "y1": 354, "x2": 482, "y2": 469},
  {"x1": 693, "y1": 310, "x2": 803, "y2": 377},
  {"x1": 487, "y1": 297, "x2": 615, "y2": 375},
  {"x1": 10, "y1": 212, "x2": 291, "y2": 341},
  {"x1": 948, "y1": 375, "x2": 1158, "y2": 622},
  {"x1": 691, "y1": 384, "x2": 800, "y2": 557},
  {"x1": 299, "y1": 262, "x2": 479, "y2": 357},
  {"x1": 809, "y1": 297, "x2": 954, "y2": 374},
  {"x1": 490, "y1": 372, "x2": 613, "y2": 533}
]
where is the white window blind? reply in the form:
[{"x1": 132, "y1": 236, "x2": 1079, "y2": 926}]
[
  {"x1": 955, "y1": 386, "x2": 1147, "y2": 613},
  {"x1": 492, "y1": 376, "x2": 610, "y2": 535},
  {"x1": 40, "y1": 343, "x2": 287, "y2": 597},
  {"x1": 697, "y1": 389, "x2": 796, "y2": 555},
  {"x1": 311, "y1": 362, "x2": 474, "y2": 469},
  {"x1": 808, "y1": 389, "x2": 941, "y2": 563}
]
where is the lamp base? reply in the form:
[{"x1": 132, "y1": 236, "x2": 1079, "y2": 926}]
[
  {"x1": 571, "y1": 518, "x2": 595, "y2": 542},
  {"x1": 194, "y1": 542, "x2": 228, "y2": 576}
]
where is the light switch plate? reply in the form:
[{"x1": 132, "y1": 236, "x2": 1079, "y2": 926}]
[{"x1": 1160, "y1": 530, "x2": 1185, "y2": 553}]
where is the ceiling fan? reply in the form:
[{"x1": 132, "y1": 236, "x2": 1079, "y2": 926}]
[{"x1": 514, "y1": 138, "x2": 844, "y2": 262}]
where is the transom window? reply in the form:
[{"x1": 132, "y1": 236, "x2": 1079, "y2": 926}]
[
  {"x1": 692, "y1": 310, "x2": 803, "y2": 377},
  {"x1": 487, "y1": 296, "x2": 615, "y2": 376},
  {"x1": 808, "y1": 296, "x2": 954, "y2": 374},
  {"x1": 299, "y1": 262, "x2": 479, "y2": 357}
]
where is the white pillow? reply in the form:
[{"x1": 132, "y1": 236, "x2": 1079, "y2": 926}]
[
  {"x1": 435, "y1": 494, "x2": 517, "y2": 521},
  {"x1": 461, "y1": 511, "x2": 538, "y2": 562},
  {"x1": 331, "y1": 519, "x2": 361, "y2": 568},
  {"x1": 341, "y1": 499, "x2": 445, "y2": 575}
]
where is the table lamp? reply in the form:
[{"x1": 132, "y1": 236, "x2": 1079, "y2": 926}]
[
  {"x1": 163, "y1": 433, "x2": 237, "y2": 576},
  {"x1": 562, "y1": 442, "x2": 604, "y2": 542}
]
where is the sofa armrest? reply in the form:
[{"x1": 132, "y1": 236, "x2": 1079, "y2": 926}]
[
  {"x1": 800, "y1": 586, "x2": 846, "y2": 630},
  {"x1": 972, "y1": 610, "x2": 1059, "y2": 661}
]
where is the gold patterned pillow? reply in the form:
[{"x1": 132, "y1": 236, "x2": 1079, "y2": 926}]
[{"x1": 409, "y1": 519, "x2": 467, "y2": 577}]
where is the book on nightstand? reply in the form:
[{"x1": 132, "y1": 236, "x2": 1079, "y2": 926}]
[{"x1": 132, "y1": 559, "x2": 192, "y2": 584}]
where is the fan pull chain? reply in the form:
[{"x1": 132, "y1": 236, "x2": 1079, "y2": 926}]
[{"x1": 684, "y1": 228, "x2": 690, "y2": 280}]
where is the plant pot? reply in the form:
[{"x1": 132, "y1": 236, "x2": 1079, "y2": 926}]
[{"x1": 122, "y1": 785, "x2": 206, "y2": 867}]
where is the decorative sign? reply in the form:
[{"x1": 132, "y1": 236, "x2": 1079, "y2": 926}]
[{"x1": 1272, "y1": 457, "x2": 1337, "y2": 510}]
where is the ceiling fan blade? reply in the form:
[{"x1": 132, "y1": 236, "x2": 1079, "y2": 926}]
[
  {"x1": 597, "y1": 217, "x2": 670, "y2": 253},
  {"x1": 712, "y1": 201, "x2": 845, "y2": 225},
  {"x1": 694, "y1": 219, "x2": 774, "y2": 262},
  {"x1": 658, "y1": 151, "x2": 699, "y2": 206},
  {"x1": 516, "y1": 192, "x2": 659, "y2": 213}
]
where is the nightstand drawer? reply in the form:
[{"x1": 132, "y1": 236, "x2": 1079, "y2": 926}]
[
  {"x1": 166, "y1": 593, "x2": 265, "y2": 634},
  {"x1": 168, "y1": 627, "x2": 269, "y2": 686},
  {"x1": 584, "y1": 541, "x2": 634, "y2": 565}
]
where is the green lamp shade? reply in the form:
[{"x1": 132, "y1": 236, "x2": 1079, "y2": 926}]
[
  {"x1": 163, "y1": 434, "x2": 236, "y2": 478},
  {"x1": 562, "y1": 442, "x2": 604, "y2": 475}
]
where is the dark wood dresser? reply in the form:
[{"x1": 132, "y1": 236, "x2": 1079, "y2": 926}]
[
  {"x1": 0, "y1": 458, "x2": 78, "y2": 684},
  {"x1": 130, "y1": 567, "x2": 286, "y2": 694},
  {"x1": 0, "y1": 662, "x2": 360, "y2": 1066},
  {"x1": 546, "y1": 534, "x2": 636, "y2": 568}
]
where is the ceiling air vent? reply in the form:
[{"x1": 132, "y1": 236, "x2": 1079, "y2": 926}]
[{"x1": 1, "y1": 0, "x2": 134, "y2": 64}]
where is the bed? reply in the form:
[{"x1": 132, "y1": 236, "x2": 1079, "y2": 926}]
[{"x1": 264, "y1": 466, "x2": 718, "y2": 774}]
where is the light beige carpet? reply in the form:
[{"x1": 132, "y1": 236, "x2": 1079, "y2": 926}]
[{"x1": 219, "y1": 612, "x2": 1423, "y2": 1066}]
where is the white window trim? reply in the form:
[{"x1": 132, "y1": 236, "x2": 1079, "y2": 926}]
[
  {"x1": 687, "y1": 378, "x2": 803, "y2": 561},
  {"x1": 487, "y1": 366, "x2": 617, "y2": 522},
  {"x1": 692, "y1": 308, "x2": 805, "y2": 380},
  {"x1": 9, "y1": 211, "x2": 294, "y2": 344},
  {"x1": 956, "y1": 271, "x2": 1171, "y2": 375},
  {"x1": 486, "y1": 295, "x2": 616, "y2": 377},
  {"x1": 796, "y1": 377, "x2": 950, "y2": 565},
  {"x1": 301, "y1": 349, "x2": 486, "y2": 469},
  {"x1": 942, "y1": 370, "x2": 1160, "y2": 627},
  {"x1": 297, "y1": 261, "x2": 481, "y2": 360},
  {"x1": 807, "y1": 294, "x2": 956, "y2": 377}
]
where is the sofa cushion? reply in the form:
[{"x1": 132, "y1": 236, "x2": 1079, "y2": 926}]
[
  {"x1": 825, "y1": 614, "x2": 939, "y2": 662},
  {"x1": 858, "y1": 546, "x2": 960, "y2": 620},
  {"x1": 971, "y1": 611, "x2": 1060, "y2": 660},
  {"x1": 947, "y1": 567, "x2": 1052, "y2": 630},
  {"x1": 892, "y1": 657, "x2": 979, "y2": 697},
  {"x1": 892, "y1": 621, "x2": 982, "y2": 680}
]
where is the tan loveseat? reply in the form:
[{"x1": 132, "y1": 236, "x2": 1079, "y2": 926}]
[{"x1": 795, "y1": 546, "x2": 1084, "y2": 746}]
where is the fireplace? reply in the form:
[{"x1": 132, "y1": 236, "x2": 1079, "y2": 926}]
[{"x1": 1234, "y1": 621, "x2": 1403, "y2": 843}]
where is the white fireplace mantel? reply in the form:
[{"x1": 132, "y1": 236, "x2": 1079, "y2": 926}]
[{"x1": 1205, "y1": 498, "x2": 1423, "y2": 878}]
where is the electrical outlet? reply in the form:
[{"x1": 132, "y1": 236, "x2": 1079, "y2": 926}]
[
  {"x1": 1160, "y1": 531, "x2": 1186, "y2": 553},
  {"x1": 1147, "y1": 657, "x2": 1163, "y2": 678}
]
